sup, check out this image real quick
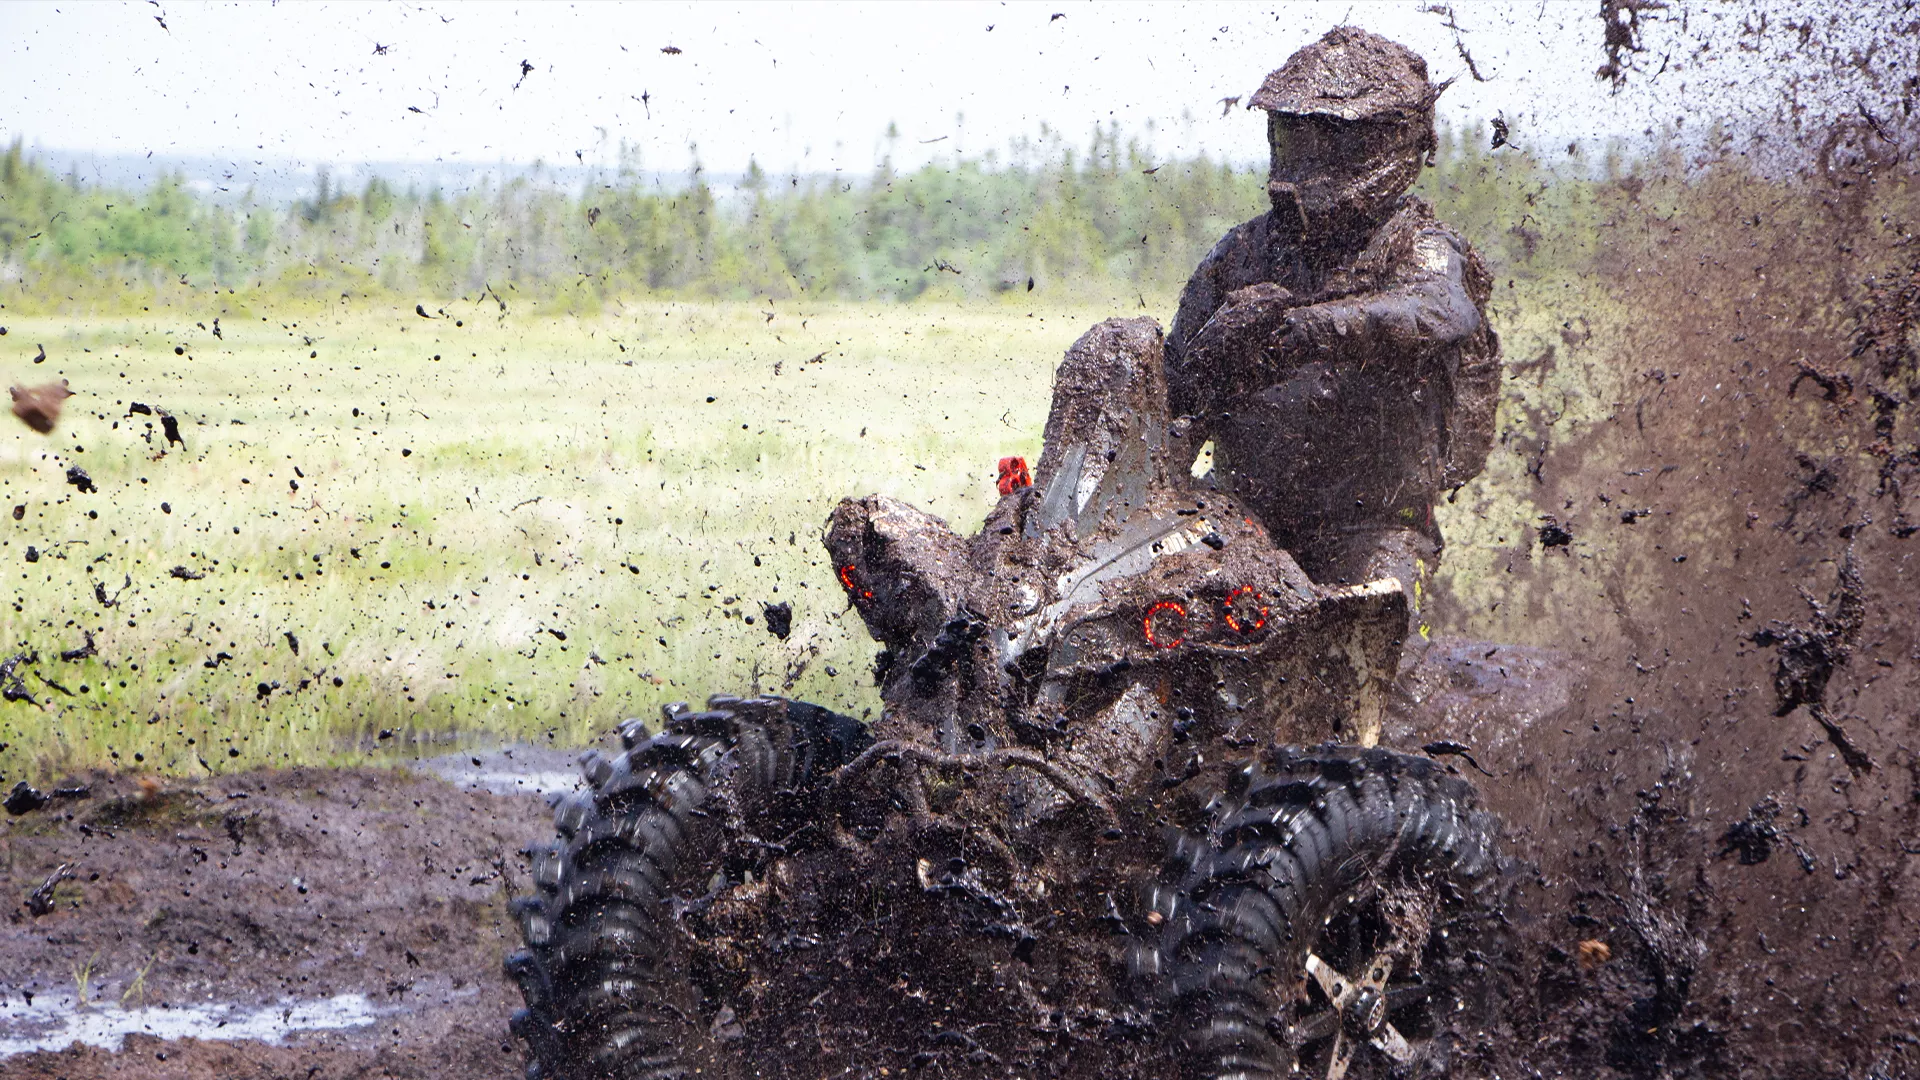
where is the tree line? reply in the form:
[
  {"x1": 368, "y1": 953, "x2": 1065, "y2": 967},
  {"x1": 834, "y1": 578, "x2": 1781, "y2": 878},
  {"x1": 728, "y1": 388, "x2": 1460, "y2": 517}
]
[{"x1": 0, "y1": 123, "x2": 1638, "y2": 311}]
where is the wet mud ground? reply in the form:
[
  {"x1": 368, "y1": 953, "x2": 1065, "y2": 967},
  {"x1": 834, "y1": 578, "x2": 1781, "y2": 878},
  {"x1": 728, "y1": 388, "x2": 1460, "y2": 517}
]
[{"x1": 0, "y1": 762, "x2": 564, "y2": 1079}]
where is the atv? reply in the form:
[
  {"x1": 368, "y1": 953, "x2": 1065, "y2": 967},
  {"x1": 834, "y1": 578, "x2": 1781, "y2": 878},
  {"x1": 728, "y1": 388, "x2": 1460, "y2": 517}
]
[{"x1": 505, "y1": 317, "x2": 1499, "y2": 1080}]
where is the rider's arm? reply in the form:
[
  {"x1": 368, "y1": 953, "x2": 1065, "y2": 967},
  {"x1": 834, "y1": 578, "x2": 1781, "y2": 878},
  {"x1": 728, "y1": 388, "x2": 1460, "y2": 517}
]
[
  {"x1": 1165, "y1": 234, "x2": 1228, "y2": 378},
  {"x1": 1163, "y1": 231, "x2": 1234, "y2": 476},
  {"x1": 1281, "y1": 229, "x2": 1480, "y2": 363}
]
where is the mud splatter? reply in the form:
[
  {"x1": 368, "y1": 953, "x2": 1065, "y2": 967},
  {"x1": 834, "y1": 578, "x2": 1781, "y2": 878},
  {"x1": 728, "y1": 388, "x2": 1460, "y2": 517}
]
[{"x1": 9, "y1": 380, "x2": 72, "y2": 434}]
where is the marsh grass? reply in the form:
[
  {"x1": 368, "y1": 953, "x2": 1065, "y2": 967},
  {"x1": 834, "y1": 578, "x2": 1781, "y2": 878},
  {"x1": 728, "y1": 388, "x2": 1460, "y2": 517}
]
[
  {"x1": 120, "y1": 955, "x2": 155, "y2": 1008},
  {"x1": 70, "y1": 949, "x2": 99, "y2": 1009},
  {"x1": 2, "y1": 287, "x2": 1581, "y2": 782},
  {"x1": 1, "y1": 298, "x2": 1112, "y2": 779}
]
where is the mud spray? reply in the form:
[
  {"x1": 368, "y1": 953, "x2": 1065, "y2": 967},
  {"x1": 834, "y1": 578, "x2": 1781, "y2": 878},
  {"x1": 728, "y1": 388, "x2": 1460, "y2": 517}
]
[{"x1": 1399, "y1": 5, "x2": 1920, "y2": 1076}]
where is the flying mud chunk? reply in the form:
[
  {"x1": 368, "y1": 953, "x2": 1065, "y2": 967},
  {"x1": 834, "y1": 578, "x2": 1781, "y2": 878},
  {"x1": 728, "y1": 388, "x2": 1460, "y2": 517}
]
[
  {"x1": 10, "y1": 380, "x2": 73, "y2": 434},
  {"x1": 760, "y1": 600, "x2": 792, "y2": 640},
  {"x1": 5, "y1": 781, "x2": 49, "y2": 816}
]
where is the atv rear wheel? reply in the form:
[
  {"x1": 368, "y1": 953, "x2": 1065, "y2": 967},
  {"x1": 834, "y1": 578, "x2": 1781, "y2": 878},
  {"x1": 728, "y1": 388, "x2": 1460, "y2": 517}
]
[{"x1": 1131, "y1": 745, "x2": 1496, "y2": 1080}]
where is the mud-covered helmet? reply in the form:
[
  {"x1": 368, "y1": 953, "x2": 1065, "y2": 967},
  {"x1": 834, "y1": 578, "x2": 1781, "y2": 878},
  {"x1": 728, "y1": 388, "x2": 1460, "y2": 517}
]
[{"x1": 1250, "y1": 26, "x2": 1440, "y2": 231}]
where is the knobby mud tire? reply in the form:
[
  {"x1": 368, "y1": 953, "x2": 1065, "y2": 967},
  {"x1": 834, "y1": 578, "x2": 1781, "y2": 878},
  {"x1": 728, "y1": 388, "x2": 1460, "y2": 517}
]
[
  {"x1": 1131, "y1": 745, "x2": 1497, "y2": 1080},
  {"x1": 504, "y1": 694, "x2": 871, "y2": 1080}
]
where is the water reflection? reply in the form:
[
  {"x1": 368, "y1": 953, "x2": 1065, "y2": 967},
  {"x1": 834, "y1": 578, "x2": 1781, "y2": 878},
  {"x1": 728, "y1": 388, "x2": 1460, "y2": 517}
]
[
  {"x1": 418, "y1": 744, "x2": 589, "y2": 796},
  {"x1": 0, "y1": 992, "x2": 383, "y2": 1057}
]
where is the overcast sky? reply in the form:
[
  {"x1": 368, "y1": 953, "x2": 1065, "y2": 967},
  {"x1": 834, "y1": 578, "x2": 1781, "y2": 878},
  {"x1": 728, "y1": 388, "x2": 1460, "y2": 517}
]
[{"x1": 0, "y1": 1, "x2": 1898, "y2": 182}]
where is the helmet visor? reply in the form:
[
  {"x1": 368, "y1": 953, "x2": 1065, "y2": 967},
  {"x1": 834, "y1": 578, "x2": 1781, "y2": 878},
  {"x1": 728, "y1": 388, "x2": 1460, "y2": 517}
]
[{"x1": 1266, "y1": 112, "x2": 1428, "y2": 223}]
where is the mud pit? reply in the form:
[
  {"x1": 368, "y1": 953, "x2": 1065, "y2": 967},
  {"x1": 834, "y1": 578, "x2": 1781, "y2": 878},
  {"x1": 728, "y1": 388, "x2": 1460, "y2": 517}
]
[
  {"x1": 9, "y1": 183, "x2": 1918, "y2": 1080},
  {"x1": 0, "y1": 764, "x2": 567, "y2": 1079}
]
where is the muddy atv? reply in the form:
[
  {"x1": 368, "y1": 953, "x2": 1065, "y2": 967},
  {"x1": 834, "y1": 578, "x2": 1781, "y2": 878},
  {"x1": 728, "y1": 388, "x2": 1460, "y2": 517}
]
[{"x1": 504, "y1": 318, "x2": 1499, "y2": 1080}]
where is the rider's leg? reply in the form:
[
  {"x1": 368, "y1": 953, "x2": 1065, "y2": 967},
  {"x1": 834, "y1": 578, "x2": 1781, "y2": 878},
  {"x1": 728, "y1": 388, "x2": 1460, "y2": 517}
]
[
  {"x1": 1296, "y1": 524, "x2": 1440, "y2": 668},
  {"x1": 1357, "y1": 526, "x2": 1441, "y2": 669}
]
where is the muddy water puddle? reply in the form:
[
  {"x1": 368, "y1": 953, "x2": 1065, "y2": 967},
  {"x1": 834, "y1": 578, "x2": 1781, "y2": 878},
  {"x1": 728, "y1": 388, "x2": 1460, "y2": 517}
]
[
  {"x1": 0, "y1": 766, "x2": 547, "y2": 1077},
  {"x1": 416, "y1": 743, "x2": 589, "y2": 796},
  {"x1": 0, "y1": 992, "x2": 389, "y2": 1058}
]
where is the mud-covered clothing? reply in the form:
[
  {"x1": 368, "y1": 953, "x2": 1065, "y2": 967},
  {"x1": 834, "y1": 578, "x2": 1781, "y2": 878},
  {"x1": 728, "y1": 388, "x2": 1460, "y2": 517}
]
[
  {"x1": 1299, "y1": 524, "x2": 1440, "y2": 665},
  {"x1": 1164, "y1": 195, "x2": 1499, "y2": 560}
]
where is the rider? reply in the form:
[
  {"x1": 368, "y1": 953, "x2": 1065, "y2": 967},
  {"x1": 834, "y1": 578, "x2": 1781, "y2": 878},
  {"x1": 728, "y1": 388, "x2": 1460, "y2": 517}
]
[{"x1": 1164, "y1": 26, "x2": 1500, "y2": 653}]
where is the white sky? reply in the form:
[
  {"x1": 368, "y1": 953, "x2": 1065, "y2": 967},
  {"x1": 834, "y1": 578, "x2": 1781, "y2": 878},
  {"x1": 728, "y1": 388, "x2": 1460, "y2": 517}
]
[{"x1": 0, "y1": 1, "x2": 1897, "y2": 180}]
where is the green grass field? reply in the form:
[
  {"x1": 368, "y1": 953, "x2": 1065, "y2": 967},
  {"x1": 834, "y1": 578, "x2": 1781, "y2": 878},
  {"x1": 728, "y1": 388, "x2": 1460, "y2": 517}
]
[
  {"x1": 0, "y1": 287, "x2": 1582, "y2": 782},
  {"x1": 0, "y1": 298, "x2": 1128, "y2": 779}
]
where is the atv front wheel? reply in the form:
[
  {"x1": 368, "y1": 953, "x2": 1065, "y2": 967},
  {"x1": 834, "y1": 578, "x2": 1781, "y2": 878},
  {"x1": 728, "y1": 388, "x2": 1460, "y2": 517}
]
[
  {"x1": 503, "y1": 695, "x2": 870, "y2": 1080},
  {"x1": 1131, "y1": 745, "x2": 1497, "y2": 1080}
]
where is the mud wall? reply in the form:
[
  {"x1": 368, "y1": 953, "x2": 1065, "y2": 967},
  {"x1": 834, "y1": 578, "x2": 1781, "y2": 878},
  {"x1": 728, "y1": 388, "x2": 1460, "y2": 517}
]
[{"x1": 1418, "y1": 117, "x2": 1920, "y2": 1076}]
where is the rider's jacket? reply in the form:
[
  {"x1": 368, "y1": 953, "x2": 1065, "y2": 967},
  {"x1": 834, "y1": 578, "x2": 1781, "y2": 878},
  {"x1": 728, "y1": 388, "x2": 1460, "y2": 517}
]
[{"x1": 1164, "y1": 195, "x2": 1500, "y2": 551}]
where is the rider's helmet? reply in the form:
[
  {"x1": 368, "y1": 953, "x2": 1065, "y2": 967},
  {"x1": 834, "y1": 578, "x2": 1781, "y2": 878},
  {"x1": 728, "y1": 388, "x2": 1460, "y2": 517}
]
[{"x1": 1249, "y1": 26, "x2": 1440, "y2": 233}]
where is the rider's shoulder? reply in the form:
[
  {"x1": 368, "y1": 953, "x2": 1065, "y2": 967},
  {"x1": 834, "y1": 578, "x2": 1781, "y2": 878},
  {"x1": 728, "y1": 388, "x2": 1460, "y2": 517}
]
[
  {"x1": 1366, "y1": 198, "x2": 1477, "y2": 276},
  {"x1": 1174, "y1": 218, "x2": 1272, "y2": 316},
  {"x1": 1198, "y1": 214, "x2": 1271, "y2": 265},
  {"x1": 1388, "y1": 196, "x2": 1473, "y2": 250},
  {"x1": 1189, "y1": 214, "x2": 1295, "y2": 294}
]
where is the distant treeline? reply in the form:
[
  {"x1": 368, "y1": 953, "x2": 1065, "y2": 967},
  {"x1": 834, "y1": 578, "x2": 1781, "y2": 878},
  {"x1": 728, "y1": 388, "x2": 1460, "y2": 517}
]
[{"x1": 0, "y1": 124, "x2": 1637, "y2": 310}]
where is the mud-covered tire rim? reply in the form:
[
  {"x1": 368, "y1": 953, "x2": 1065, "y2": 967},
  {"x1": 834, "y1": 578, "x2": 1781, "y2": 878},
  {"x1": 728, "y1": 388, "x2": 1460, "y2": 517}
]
[
  {"x1": 1282, "y1": 883, "x2": 1443, "y2": 1078},
  {"x1": 1129, "y1": 744, "x2": 1497, "y2": 1080},
  {"x1": 503, "y1": 694, "x2": 871, "y2": 1080}
]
